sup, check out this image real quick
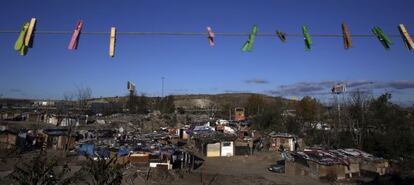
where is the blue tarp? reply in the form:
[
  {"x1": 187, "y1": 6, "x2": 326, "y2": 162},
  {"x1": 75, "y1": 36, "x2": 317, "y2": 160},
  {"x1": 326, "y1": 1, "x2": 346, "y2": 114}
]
[
  {"x1": 96, "y1": 147, "x2": 110, "y2": 158},
  {"x1": 78, "y1": 143, "x2": 95, "y2": 156},
  {"x1": 117, "y1": 146, "x2": 130, "y2": 156}
]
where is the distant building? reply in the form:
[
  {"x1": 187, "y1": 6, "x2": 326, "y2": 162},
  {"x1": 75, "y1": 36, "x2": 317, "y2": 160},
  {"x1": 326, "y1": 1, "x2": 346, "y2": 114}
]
[{"x1": 33, "y1": 100, "x2": 55, "y2": 107}]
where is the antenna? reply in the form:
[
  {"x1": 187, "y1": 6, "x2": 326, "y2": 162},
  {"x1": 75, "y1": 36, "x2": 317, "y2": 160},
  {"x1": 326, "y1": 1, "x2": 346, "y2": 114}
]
[
  {"x1": 332, "y1": 83, "x2": 346, "y2": 136},
  {"x1": 161, "y1": 77, "x2": 165, "y2": 97}
]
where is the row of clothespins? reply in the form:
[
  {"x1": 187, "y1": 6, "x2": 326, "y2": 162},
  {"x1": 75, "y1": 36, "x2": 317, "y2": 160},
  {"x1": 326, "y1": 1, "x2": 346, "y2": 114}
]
[
  {"x1": 11, "y1": 18, "x2": 414, "y2": 57},
  {"x1": 14, "y1": 19, "x2": 117, "y2": 57}
]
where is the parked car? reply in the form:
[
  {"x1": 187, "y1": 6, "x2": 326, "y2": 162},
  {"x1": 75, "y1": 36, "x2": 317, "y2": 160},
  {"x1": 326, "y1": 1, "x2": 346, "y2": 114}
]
[{"x1": 268, "y1": 160, "x2": 285, "y2": 173}]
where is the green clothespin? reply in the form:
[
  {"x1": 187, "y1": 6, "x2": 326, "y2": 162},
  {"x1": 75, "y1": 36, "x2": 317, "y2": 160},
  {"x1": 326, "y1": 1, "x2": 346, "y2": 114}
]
[
  {"x1": 14, "y1": 22, "x2": 29, "y2": 56},
  {"x1": 372, "y1": 26, "x2": 393, "y2": 49},
  {"x1": 242, "y1": 25, "x2": 258, "y2": 52},
  {"x1": 302, "y1": 26, "x2": 312, "y2": 50}
]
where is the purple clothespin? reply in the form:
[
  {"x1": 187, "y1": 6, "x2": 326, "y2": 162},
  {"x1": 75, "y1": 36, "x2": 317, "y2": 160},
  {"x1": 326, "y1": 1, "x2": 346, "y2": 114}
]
[
  {"x1": 207, "y1": 26, "x2": 215, "y2": 46},
  {"x1": 68, "y1": 20, "x2": 83, "y2": 50}
]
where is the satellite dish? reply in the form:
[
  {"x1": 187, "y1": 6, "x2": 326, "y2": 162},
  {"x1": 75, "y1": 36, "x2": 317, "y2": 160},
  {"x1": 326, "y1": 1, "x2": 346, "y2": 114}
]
[
  {"x1": 127, "y1": 81, "x2": 136, "y2": 92},
  {"x1": 331, "y1": 84, "x2": 346, "y2": 94}
]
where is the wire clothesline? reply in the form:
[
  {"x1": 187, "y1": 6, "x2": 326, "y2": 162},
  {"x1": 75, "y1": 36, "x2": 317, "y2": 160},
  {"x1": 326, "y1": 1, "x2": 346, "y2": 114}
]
[
  {"x1": 9, "y1": 19, "x2": 414, "y2": 56},
  {"x1": 0, "y1": 30, "x2": 411, "y2": 38}
]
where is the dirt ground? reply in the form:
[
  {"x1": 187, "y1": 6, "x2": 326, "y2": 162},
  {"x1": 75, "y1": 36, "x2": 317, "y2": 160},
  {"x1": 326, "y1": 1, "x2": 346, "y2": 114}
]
[
  {"x1": 130, "y1": 151, "x2": 327, "y2": 185},
  {"x1": 0, "y1": 150, "x2": 327, "y2": 185}
]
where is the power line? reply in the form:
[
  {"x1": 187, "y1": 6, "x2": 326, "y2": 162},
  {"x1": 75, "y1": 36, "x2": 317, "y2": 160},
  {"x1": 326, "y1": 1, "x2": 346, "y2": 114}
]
[{"x1": 0, "y1": 30, "x2": 411, "y2": 37}]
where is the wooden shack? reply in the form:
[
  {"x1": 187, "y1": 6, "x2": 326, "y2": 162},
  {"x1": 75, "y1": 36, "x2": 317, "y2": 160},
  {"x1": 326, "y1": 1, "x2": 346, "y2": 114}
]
[{"x1": 269, "y1": 133, "x2": 304, "y2": 151}]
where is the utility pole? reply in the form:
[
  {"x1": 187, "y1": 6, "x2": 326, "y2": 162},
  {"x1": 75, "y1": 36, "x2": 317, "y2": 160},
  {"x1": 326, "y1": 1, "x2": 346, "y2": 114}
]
[
  {"x1": 369, "y1": 81, "x2": 374, "y2": 99},
  {"x1": 161, "y1": 77, "x2": 165, "y2": 97}
]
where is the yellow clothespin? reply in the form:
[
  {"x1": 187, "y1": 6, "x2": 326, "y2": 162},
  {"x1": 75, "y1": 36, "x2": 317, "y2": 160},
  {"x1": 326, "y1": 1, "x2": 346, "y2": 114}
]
[
  {"x1": 398, "y1": 24, "x2": 414, "y2": 50},
  {"x1": 109, "y1": 27, "x2": 116, "y2": 57},
  {"x1": 24, "y1": 18, "x2": 37, "y2": 47}
]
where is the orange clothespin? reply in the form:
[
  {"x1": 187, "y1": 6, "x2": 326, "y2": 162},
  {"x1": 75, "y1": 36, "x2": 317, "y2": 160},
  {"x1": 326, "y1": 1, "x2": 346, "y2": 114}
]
[{"x1": 342, "y1": 22, "x2": 352, "y2": 49}]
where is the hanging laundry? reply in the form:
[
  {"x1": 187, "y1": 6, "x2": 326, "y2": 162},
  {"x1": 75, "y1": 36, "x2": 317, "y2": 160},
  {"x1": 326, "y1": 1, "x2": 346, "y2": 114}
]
[
  {"x1": 242, "y1": 25, "x2": 258, "y2": 52},
  {"x1": 302, "y1": 26, "x2": 312, "y2": 50},
  {"x1": 342, "y1": 22, "x2": 352, "y2": 49},
  {"x1": 14, "y1": 22, "x2": 30, "y2": 56},
  {"x1": 68, "y1": 20, "x2": 83, "y2": 50},
  {"x1": 206, "y1": 26, "x2": 215, "y2": 46},
  {"x1": 372, "y1": 26, "x2": 393, "y2": 49},
  {"x1": 24, "y1": 18, "x2": 36, "y2": 48},
  {"x1": 398, "y1": 24, "x2": 414, "y2": 50},
  {"x1": 276, "y1": 30, "x2": 287, "y2": 42},
  {"x1": 109, "y1": 27, "x2": 116, "y2": 57}
]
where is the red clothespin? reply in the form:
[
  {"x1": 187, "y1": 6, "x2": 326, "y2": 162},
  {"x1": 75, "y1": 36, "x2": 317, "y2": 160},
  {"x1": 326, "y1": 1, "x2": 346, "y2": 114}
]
[
  {"x1": 206, "y1": 26, "x2": 215, "y2": 46},
  {"x1": 68, "y1": 20, "x2": 83, "y2": 50}
]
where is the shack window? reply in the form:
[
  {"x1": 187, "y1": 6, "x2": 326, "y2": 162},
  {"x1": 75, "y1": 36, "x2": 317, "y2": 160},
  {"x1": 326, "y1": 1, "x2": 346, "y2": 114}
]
[{"x1": 222, "y1": 142, "x2": 231, "y2": 147}]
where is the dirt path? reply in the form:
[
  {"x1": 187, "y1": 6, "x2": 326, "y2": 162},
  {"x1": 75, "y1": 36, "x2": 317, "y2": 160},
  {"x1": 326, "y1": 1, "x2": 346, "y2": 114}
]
[{"x1": 197, "y1": 152, "x2": 326, "y2": 185}]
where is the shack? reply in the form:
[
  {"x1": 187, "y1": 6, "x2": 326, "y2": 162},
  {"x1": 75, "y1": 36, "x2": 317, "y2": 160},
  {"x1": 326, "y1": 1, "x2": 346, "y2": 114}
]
[
  {"x1": 43, "y1": 129, "x2": 76, "y2": 150},
  {"x1": 284, "y1": 148, "x2": 389, "y2": 180},
  {"x1": 269, "y1": 132, "x2": 303, "y2": 152},
  {"x1": 193, "y1": 132, "x2": 236, "y2": 157}
]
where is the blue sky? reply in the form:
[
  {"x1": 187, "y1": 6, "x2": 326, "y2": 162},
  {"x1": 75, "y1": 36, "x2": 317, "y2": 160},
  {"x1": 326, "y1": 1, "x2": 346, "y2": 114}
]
[{"x1": 1, "y1": 0, "x2": 414, "y2": 104}]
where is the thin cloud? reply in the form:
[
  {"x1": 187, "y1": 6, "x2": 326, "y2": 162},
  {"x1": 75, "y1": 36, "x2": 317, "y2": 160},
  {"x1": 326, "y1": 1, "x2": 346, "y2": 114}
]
[
  {"x1": 244, "y1": 79, "x2": 269, "y2": 84},
  {"x1": 223, "y1": 90, "x2": 251, "y2": 93},
  {"x1": 8, "y1": 88, "x2": 22, "y2": 93},
  {"x1": 377, "y1": 80, "x2": 414, "y2": 90},
  {"x1": 265, "y1": 80, "x2": 414, "y2": 96}
]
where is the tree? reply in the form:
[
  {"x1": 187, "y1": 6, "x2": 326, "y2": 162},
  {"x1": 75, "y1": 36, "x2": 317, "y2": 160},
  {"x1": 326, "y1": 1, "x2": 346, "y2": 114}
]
[
  {"x1": 136, "y1": 94, "x2": 149, "y2": 114},
  {"x1": 63, "y1": 92, "x2": 74, "y2": 102},
  {"x1": 245, "y1": 94, "x2": 265, "y2": 116},
  {"x1": 9, "y1": 151, "x2": 76, "y2": 185},
  {"x1": 295, "y1": 96, "x2": 326, "y2": 146},
  {"x1": 127, "y1": 92, "x2": 149, "y2": 114},
  {"x1": 345, "y1": 90, "x2": 370, "y2": 148},
  {"x1": 296, "y1": 96, "x2": 319, "y2": 123},
  {"x1": 252, "y1": 106, "x2": 284, "y2": 132},
  {"x1": 157, "y1": 95, "x2": 175, "y2": 114},
  {"x1": 285, "y1": 116, "x2": 301, "y2": 135},
  {"x1": 362, "y1": 93, "x2": 414, "y2": 158},
  {"x1": 76, "y1": 86, "x2": 92, "y2": 112},
  {"x1": 76, "y1": 156, "x2": 126, "y2": 185}
]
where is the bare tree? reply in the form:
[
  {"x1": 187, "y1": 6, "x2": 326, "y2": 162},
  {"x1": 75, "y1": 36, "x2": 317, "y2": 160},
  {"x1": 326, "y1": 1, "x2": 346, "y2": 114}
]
[
  {"x1": 345, "y1": 90, "x2": 370, "y2": 148},
  {"x1": 76, "y1": 86, "x2": 92, "y2": 112},
  {"x1": 63, "y1": 92, "x2": 74, "y2": 102}
]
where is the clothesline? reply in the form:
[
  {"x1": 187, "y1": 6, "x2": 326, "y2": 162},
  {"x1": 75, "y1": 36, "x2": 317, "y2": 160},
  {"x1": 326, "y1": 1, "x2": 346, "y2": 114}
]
[
  {"x1": 10, "y1": 19, "x2": 414, "y2": 56},
  {"x1": 0, "y1": 30, "x2": 410, "y2": 38}
]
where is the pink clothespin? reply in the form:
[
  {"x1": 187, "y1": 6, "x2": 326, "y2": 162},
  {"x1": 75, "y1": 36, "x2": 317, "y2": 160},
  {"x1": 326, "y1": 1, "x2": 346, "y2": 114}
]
[
  {"x1": 68, "y1": 20, "x2": 83, "y2": 50},
  {"x1": 207, "y1": 26, "x2": 215, "y2": 46}
]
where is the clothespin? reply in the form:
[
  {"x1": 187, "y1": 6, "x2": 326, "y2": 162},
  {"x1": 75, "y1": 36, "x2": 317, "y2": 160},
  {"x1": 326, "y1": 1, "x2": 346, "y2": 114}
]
[
  {"x1": 342, "y1": 22, "x2": 352, "y2": 49},
  {"x1": 68, "y1": 20, "x2": 83, "y2": 50},
  {"x1": 206, "y1": 26, "x2": 215, "y2": 46},
  {"x1": 398, "y1": 24, "x2": 414, "y2": 50},
  {"x1": 242, "y1": 25, "x2": 258, "y2": 52},
  {"x1": 24, "y1": 18, "x2": 36, "y2": 48},
  {"x1": 14, "y1": 22, "x2": 30, "y2": 56},
  {"x1": 276, "y1": 30, "x2": 287, "y2": 42},
  {"x1": 302, "y1": 26, "x2": 312, "y2": 50},
  {"x1": 109, "y1": 27, "x2": 116, "y2": 57},
  {"x1": 372, "y1": 26, "x2": 393, "y2": 49}
]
